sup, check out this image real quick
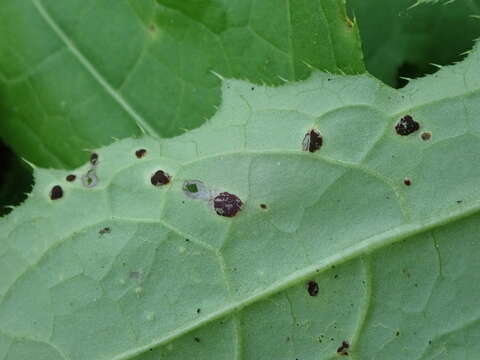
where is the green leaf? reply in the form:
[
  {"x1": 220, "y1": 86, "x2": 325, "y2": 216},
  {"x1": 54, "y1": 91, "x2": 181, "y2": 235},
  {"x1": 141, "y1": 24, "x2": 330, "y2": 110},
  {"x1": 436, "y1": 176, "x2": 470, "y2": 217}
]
[
  {"x1": 0, "y1": 0, "x2": 363, "y2": 168},
  {"x1": 348, "y1": 0, "x2": 480, "y2": 87},
  {"x1": 0, "y1": 140, "x2": 33, "y2": 216},
  {"x1": 2, "y1": 41, "x2": 480, "y2": 359}
]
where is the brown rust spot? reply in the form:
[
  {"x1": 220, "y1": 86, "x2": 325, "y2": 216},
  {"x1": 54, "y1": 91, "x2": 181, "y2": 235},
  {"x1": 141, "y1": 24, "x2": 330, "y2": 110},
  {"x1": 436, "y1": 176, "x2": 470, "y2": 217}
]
[{"x1": 66, "y1": 174, "x2": 76, "y2": 182}]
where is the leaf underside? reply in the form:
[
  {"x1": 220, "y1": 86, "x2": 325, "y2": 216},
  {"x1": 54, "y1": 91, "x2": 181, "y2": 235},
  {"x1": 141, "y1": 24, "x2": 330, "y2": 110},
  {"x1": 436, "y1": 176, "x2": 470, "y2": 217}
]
[
  {"x1": 2, "y1": 41, "x2": 480, "y2": 360},
  {"x1": 0, "y1": 0, "x2": 363, "y2": 168}
]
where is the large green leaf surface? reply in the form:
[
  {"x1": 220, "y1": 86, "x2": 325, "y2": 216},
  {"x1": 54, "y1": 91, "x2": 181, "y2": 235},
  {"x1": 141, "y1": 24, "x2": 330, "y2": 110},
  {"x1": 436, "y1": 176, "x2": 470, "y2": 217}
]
[
  {"x1": 0, "y1": 0, "x2": 363, "y2": 168},
  {"x1": 348, "y1": 0, "x2": 480, "y2": 87},
  {"x1": 2, "y1": 41, "x2": 480, "y2": 359}
]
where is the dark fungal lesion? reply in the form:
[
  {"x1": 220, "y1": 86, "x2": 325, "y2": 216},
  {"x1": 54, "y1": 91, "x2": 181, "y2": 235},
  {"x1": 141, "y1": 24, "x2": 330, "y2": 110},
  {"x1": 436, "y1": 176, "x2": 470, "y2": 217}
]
[
  {"x1": 99, "y1": 227, "x2": 111, "y2": 235},
  {"x1": 135, "y1": 149, "x2": 147, "y2": 158},
  {"x1": 395, "y1": 115, "x2": 420, "y2": 136},
  {"x1": 50, "y1": 185, "x2": 63, "y2": 200},
  {"x1": 213, "y1": 192, "x2": 243, "y2": 217},
  {"x1": 302, "y1": 129, "x2": 323, "y2": 152},
  {"x1": 151, "y1": 170, "x2": 171, "y2": 186},
  {"x1": 307, "y1": 280, "x2": 319, "y2": 296},
  {"x1": 90, "y1": 153, "x2": 99, "y2": 165},
  {"x1": 82, "y1": 152, "x2": 100, "y2": 188},
  {"x1": 421, "y1": 131, "x2": 432, "y2": 141},
  {"x1": 337, "y1": 340, "x2": 350, "y2": 356},
  {"x1": 66, "y1": 174, "x2": 76, "y2": 182}
]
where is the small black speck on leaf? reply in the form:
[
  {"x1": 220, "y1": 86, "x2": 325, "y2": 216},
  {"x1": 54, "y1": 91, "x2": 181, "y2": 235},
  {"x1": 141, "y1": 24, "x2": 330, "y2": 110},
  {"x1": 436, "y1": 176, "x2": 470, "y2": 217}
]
[
  {"x1": 90, "y1": 153, "x2": 99, "y2": 165},
  {"x1": 66, "y1": 174, "x2": 76, "y2": 182},
  {"x1": 334, "y1": 274, "x2": 339, "y2": 279},
  {"x1": 50, "y1": 185, "x2": 63, "y2": 200},
  {"x1": 151, "y1": 170, "x2": 171, "y2": 186},
  {"x1": 395, "y1": 115, "x2": 420, "y2": 136},
  {"x1": 302, "y1": 129, "x2": 323, "y2": 153},
  {"x1": 194, "y1": 337, "x2": 200, "y2": 343},
  {"x1": 260, "y1": 203, "x2": 268, "y2": 210},
  {"x1": 136, "y1": 149, "x2": 147, "y2": 158},
  {"x1": 307, "y1": 280, "x2": 319, "y2": 296},
  {"x1": 404, "y1": 178, "x2": 412, "y2": 186},
  {"x1": 337, "y1": 341, "x2": 350, "y2": 356},
  {"x1": 99, "y1": 227, "x2": 111, "y2": 235},
  {"x1": 213, "y1": 192, "x2": 243, "y2": 217},
  {"x1": 396, "y1": 331, "x2": 400, "y2": 336},
  {"x1": 457, "y1": 200, "x2": 463, "y2": 204},
  {"x1": 421, "y1": 132, "x2": 432, "y2": 141},
  {"x1": 196, "y1": 308, "x2": 201, "y2": 314}
]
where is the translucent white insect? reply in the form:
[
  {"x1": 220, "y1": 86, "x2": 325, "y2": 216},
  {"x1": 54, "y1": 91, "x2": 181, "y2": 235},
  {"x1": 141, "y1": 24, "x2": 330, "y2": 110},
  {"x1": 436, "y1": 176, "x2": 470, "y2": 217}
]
[
  {"x1": 82, "y1": 169, "x2": 98, "y2": 188},
  {"x1": 182, "y1": 180, "x2": 212, "y2": 200}
]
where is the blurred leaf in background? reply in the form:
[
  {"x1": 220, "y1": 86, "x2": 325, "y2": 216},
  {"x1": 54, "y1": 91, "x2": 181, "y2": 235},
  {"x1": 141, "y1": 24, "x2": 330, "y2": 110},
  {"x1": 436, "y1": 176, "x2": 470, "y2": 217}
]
[
  {"x1": 348, "y1": 0, "x2": 480, "y2": 87},
  {"x1": 0, "y1": 0, "x2": 363, "y2": 168}
]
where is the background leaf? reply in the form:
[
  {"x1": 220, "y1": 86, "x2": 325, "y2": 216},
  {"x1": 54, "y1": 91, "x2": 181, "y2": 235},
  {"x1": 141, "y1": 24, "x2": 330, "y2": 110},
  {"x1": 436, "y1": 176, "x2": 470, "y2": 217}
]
[
  {"x1": 2, "y1": 41, "x2": 480, "y2": 359},
  {"x1": 0, "y1": 0, "x2": 363, "y2": 168},
  {"x1": 0, "y1": 140, "x2": 32, "y2": 216},
  {"x1": 348, "y1": 0, "x2": 480, "y2": 87}
]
